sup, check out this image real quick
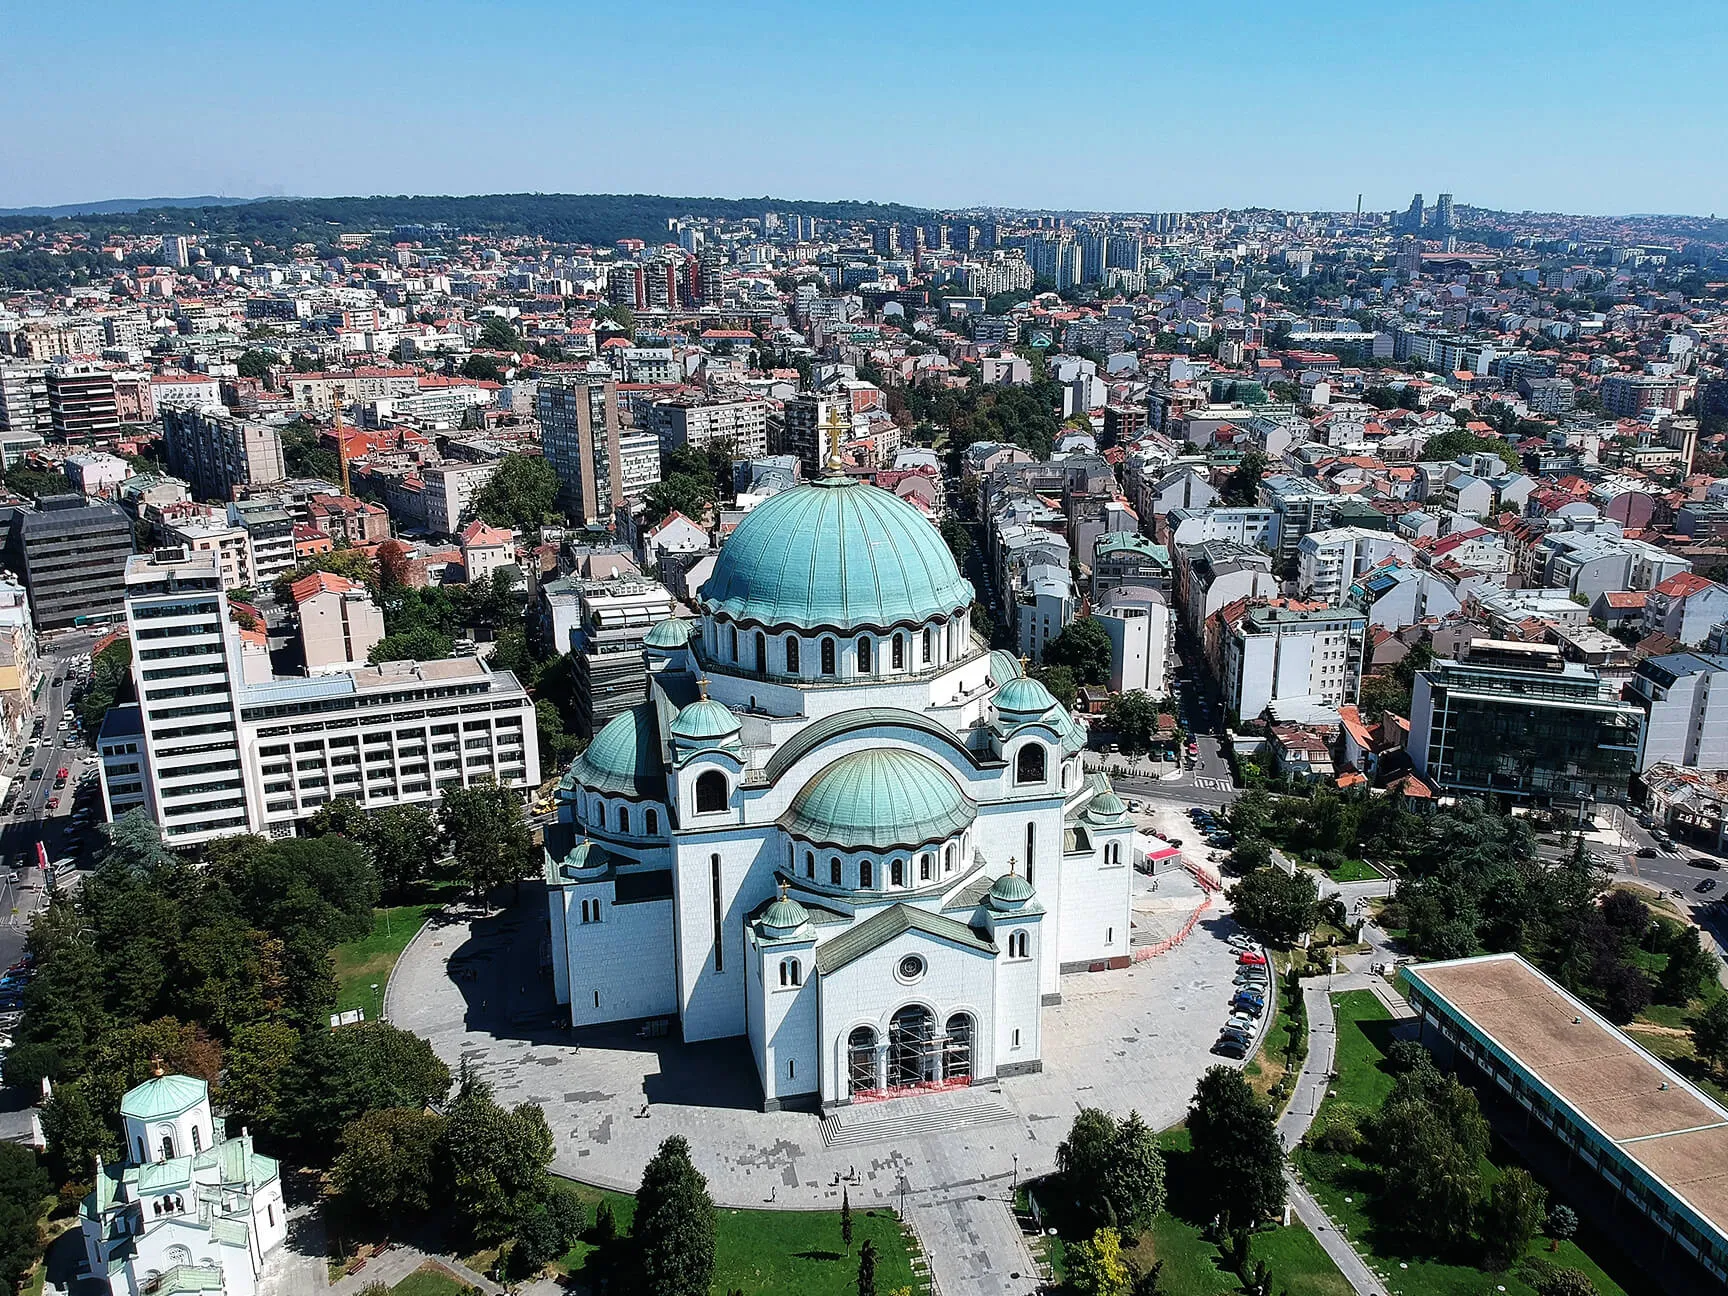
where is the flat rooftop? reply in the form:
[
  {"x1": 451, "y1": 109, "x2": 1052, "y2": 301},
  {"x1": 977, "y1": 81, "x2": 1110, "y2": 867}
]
[{"x1": 1408, "y1": 954, "x2": 1728, "y2": 1247}]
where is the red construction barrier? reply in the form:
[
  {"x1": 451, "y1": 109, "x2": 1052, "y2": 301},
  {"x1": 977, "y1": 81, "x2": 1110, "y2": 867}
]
[{"x1": 1131, "y1": 896, "x2": 1212, "y2": 962}]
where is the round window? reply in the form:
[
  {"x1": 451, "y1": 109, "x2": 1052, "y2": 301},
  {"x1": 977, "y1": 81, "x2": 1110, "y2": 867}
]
[{"x1": 897, "y1": 954, "x2": 926, "y2": 982}]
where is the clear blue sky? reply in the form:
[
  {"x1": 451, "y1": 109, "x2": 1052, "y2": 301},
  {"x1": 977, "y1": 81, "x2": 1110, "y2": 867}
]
[{"x1": 4, "y1": 0, "x2": 1725, "y2": 216}]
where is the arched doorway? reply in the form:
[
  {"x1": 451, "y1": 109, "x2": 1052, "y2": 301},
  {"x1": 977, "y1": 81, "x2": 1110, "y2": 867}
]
[
  {"x1": 847, "y1": 1026, "x2": 879, "y2": 1096},
  {"x1": 944, "y1": 1013, "x2": 974, "y2": 1084},
  {"x1": 888, "y1": 1005, "x2": 937, "y2": 1088}
]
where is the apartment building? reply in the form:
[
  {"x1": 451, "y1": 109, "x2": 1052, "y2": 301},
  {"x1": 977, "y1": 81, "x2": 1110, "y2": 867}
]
[
  {"x1": 292, "y1": 571, "x2": 385, "y2": 674},
  {"x1": 1408, "y1": 639, "x2": 1642, "y2": 805},
  {"x1": 545, "y1": 575, "x2": 678, "y2": 737},
  {"x1": 0, "y1": 362, "x2": 51, "y2": 438},
  {"x1": 646, "y1": 396, "x2": 770, "y2": 459},
  {"x1": 422, "y1": 460, "x2": 500, "y2": 537},
  {"x1": 12, "y1": 495, "x2": 134, "y2": 629},
  {"x1": 1601, "y1": 372, "x2": 1682, "y2": 419},
  {"x1": 161, "y1": 517, "x2": 254, "y2": 590},
  {"x1": 537, "y1": 376, "x2": 623, "y2": 527},
  {"x1": 163, "y1": 406, "x2": 287, "y2": 502},
  {"x1": 115, "y1": 547, "x2": 538, "y2": 846},
  {"x1": 1296, "y1": 527, "x2": 1417, "y2": 602},
  {"x1": 46, "y1": 363, "x2": 122, "y2": 444},
  {"x1": 1259, "y1": 475, "x2": 1338, "y2": 571},
  {"x1": 1626, "y1": 652, "x2": 1728, "y2": 774},
  {"x1": 229, "y1": 498, "x2": 296, "y2": 583},
  {"x1": 1221, "y1": 603, "x2": 1366, "y2": 722}
]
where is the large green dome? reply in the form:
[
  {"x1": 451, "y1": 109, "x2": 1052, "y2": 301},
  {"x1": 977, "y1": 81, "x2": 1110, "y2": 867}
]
[
  {"x1": 566, "y1": 705, "x2": 665, "y2": 798},
  {"x1": 700, "y1": 477, "x2": 973, "y2": 632},
  {"x1": 783, "y1": 748, "x2": 975, "y2": 851}
]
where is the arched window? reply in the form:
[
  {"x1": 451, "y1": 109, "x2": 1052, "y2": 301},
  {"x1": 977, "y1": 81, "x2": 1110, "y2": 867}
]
[
  {"x1": 820, "y1": 637, "x2": 836, "y2": 675},
  {"x1": 779, "y1": 958, "x2": 801, "y2": 987},
  {"x1": 754, "y1": 631, "x2": 766, "y2": 671},
  {"x1": 617, "y1": 805, "x2": 630, "y2": 833},
  {"x1": 805, "y1": 850, "x2": 815, "y2": 878},
  {"x1": 646, "y1": 807, "x2": 659, "y2": 835},
  {"x1": 728, "y1": 623, "x2": 738, "y2": 660},
  {"x1": 160, "y1": 1134, "x2": 175, "y2": 1161},
  {"x1": 1025, "y1": 823, "x2": 1036, "y2": 886},
  {"x1": 695, "y1": 770, "x2": 728, "y2": 813},
  {"x1": 589, "y1": 800, "x2": 603, "y2": 827},
  {"x1": 830, "y1": 857, "x2": 842, "y2": 885},
  {"x1": 784, "y1": 635, "x2": 800, "y2": 673},
  {"x1": 890, "y1": 858, "x2": 905, "y2": 887},
  {"x1": 1016, "y1": 743, "x2": 1046, "y2": 784},
  {"x1": 1075, "y1": 826, "x2": 1091, "y2": 852},
  {"x1": 944, "y1": 1012, "x2": 974, "y2": 1082},
  {"x1": 922, "y1": 627, "x2": 933, "y2": 664},
  {"x1": 892, "y1": 633, "x2": 905, "y2": 669},
  {"x1": 944, "y1": 844, "x2": 955, "y2": 873},
  {"x1": 1009, "y1": 931, "x2": 1029, "y2": 958},
  {"x1": 190, "y1": 1126, "x2": 201, "y2": 1154},
  {"x1": 919, "y1": 853, "x2": 931, "y2": 882},
  {"x1": 137, "y1": 1137, "x2": 147, "y2": 1164},
  {"x1": 857, "y1": 636, "x2": 872, "y2": 672},
  {"x1": 860, "y1": 860, "x2": 874, "y2": 889},
  {"x1": 848, "y1": 1025, "x2": 879, "y2": 1095}
]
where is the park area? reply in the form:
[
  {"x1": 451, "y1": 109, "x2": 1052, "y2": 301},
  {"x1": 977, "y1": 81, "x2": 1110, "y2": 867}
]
[{"x1": 1292, "y1": 991, "x2": 1648, "y2": 1296}]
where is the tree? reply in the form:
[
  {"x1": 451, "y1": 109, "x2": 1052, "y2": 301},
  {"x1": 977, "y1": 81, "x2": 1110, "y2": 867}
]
[
  {"x1": 1228, "y1": 867, "x2": 1320, "y2": 946},
  {"x1": 0, "y1": 1143, "x2": 51, "y2": 1295},
  {"x1": 236, "y1": 349, "x2": 274, "y2": 380},
  {"x1": 361, "y1": 804, "x2": 441, "y2": 900},
  {"x1": 1481, "y1": 1165, "x2": 1547, "y2": 1269},
  {"x1": 1222, "y1": 451, "x2": 1268, "y2": 506},
  {"x1": 1104, "y1": 1112, "x2": 1166, "y2": 1234},
  {"x1": 1031, "y1": 664, "x2": 1077, "y2": 711},
  {"x1": 640, "y1": 472, "x2": 715, "y2": 530},
  {"x1": 1692, "y1": 995, "x2": 1728, "y2": 1075},
  {"x1": 1104, "y1": 691, "x2": 1162, "y2": 757},
  {"x1": 855, "y1": 1238, "x2": 878, "y2": 1296},
  {"x1": 460, "y1": 355, "x2": 505, "y2": 383},
  {"x1": 80, "y1": 638, "x2": 133, "y2": 732},
  {"x1": 40, "y1": 1082, "x2": 113, "y2": 1185},
  {"x1": 480, "y1": 317, "x2": 524, "y2": 352},
  {"x1": 331, "y1": 1107, "x2": 446, "y2": 1223},
  {"x1": 1057, "y1": 1108, "x2": 1119, "y2": 1230},
  {"x1": 376, "y1": 538, "x2": 413, "y2": 590},
  {"x1": 841, "y1": 1187, "x2": 853, "y2": 1250},
  {"x1": 221, "y1": 1021, "x2": 299, "y2": 1132},
  {"x1": 1042, "y1": 618, "x2": 1112, "y2": 687},
  {"x1": 280, "y1": 1023, "x2": 451, "y2": 1152},
  {"x1": 1186, "y1": 1067, "x2": 1285, "y2": 1224},
  {"x1": 1422, "y1": 427, "x2": 1520, "y2": 472},
  {"x1": 1368, "y1": 1066, "x2": 1488, "y2": 1247},
  {"x1": 471, "y1": 454, "x2": 560, "y2": 535},
  {"x1": 1065, "y1": 1227, "x2": 1131, "y2": 1296},
  {"x1": 369, "y1": 626, "x2": 454, "y2": 664},
  {"x1": 441, "y1": 1075, "x2": 555, "y2": 1245},
  {"x1": 440, "y1": 783, "x2": 534, "y2": 900},
  {"x1": 1534, "y1": 1271, "x2": 1598, "y2": 1296},
  {"x1": 1545, "y1": 1202, "x2": 1578, "y2": 1252},
  {"x1": 1658, "y1": 924, "x2": 1714, "y2": 1005},
  {"x1": 939, "y1": 517, "x2": 972, "y2": 564},
  {"x1": 632, "y1": 1135, "x2": 715, "y2": 1296}
]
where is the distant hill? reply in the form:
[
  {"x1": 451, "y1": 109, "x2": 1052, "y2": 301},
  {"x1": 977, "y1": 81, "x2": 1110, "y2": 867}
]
[
  {"x1": 0, "y1": 192, "x2": 933, "y2": 249},
  {"x1": 0, "y1": 195, "x2": 266, "y2": 218}
]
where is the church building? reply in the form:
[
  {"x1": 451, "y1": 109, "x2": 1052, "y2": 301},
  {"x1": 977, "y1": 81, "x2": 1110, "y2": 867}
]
[
  {"x1": 79, "y1": 1072, "x2": 286, "y2": 1296},
  {"x1": 544, "y1": 442, "x2": 1134, "y2": 1110}
]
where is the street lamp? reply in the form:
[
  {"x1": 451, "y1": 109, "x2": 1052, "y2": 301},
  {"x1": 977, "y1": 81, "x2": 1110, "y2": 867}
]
[{"x1": 371, "y1": 982, "x2": 381, "y2": 1022}]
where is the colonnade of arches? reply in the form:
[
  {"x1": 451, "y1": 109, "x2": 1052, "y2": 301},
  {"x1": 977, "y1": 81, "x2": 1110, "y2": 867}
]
[{"x1": 845, "y1": 1006, "x2": 975, "y2": 1096}]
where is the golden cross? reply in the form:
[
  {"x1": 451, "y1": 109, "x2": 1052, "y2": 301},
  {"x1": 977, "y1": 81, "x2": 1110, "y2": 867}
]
[
  {"x1": 778, "y1": 879, "x2": 790, "y2": 902},
  {"x1": 149, "y1": 1056, "x2": 164, "y2": 1078},
  {"x1": 1007, "y1": 856, "x2": 1018, "y2": 875},
  {"x1": 823, "y1": 404, "x2": 848, "y2": 474}
]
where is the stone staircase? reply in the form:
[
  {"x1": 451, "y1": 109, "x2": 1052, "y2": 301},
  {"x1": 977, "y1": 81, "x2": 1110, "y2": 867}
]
[{"x1": 819, "y1": 1091, "x2": 1017, "y2": 1148}]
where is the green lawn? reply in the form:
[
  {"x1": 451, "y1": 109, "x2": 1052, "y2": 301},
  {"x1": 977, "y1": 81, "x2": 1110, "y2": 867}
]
[
  {"x1": 332, "y1": 887, "x2": 458, "y2": 1014},
  {"x1": 1294, "y1": 992, "x2": 1648, "y2": 1296},
  {"x1": 553, "y1": 1180, "x2": 926, "y2": 1296},
  {"x1": 1324, "y1": 857, "x2": 1381, "y2": 884},
  {"x1": 390, "y1": 1263, "x2": 471, "y2": 1296}
]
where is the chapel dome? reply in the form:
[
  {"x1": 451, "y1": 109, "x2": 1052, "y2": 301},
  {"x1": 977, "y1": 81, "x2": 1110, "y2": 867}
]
[
  {"x1": 120, "y1": 1074, "x2": 208, "y2": 1122},
  {"x1": 987, "y1": 649, "x2": 1024, "y2": 684},
  {"x1": 670, "y1": 697, "x2": 742, "y2": 743},
  {"x1": 566, "y1": 705, "x2": 665, "y2": 798},
  {"x1": 644, "y1": 617, "x2": 693, "y2": 649},
  {"x1": 988, "y1": 869, "x2": 1036, "y2": 911},
  {"x1": 698, "y1": 476, "x2": 973, "y2": 633},
  {"x1": 758, "y1": 893, "x2": 812, "y2": 939},
  {"x1": 1085, "y1": 789, "x2": 1129, "y2": 824},
  {"x1": 783, "y1": 748, "x2": 975, "y2": 851},
  {"x1": 994, "y1": 676, "x2": 1059, "y2": 724}
]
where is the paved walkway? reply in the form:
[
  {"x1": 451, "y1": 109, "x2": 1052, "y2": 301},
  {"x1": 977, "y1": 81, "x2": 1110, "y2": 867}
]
[{"x1": 327, "y1": 1248, "x2": 501, "y2": 1296}]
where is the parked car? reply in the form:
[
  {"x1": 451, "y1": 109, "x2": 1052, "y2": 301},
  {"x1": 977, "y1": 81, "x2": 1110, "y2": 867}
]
[
  {"x1": 1212, "y1": 1037, "x2": 1248, "y2": 1059},
  {"x1": 1238, "y1": 951, "x2": 1267, "y2": 966},
  {"x1": 1231, "y1": 997, "x2": 1264, "y2": 1017},
  {"x1": 28, "y1": 769, "x2": 41, "y2": 781},
  {"x1": 45, "y1": 797, "x2": 58, "y2": 810}
]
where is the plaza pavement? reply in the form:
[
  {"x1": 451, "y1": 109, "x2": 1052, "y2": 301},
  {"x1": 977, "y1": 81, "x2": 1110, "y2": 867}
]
[{"x1": 388, "y1": 877, "x2": 1253, "y2": 1296}]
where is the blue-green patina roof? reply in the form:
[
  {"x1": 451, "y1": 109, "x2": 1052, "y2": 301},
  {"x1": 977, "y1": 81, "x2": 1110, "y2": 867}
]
[
  {"x1": 644, "y1": 617, "x2": 692, "y2": 648},
  {"x1": 996, "y1": 676, "x2": 1058, "y2": 719},
  {"x1": 670, "y1": 697, "x2": 741, "y2": 741},
  {"x1": 699, "y1": 476, "x2": 973, "y2": 632},
  {"x1": 567, "y1": 705, "x2": 666, "y2": 798},
  {"x1": 783, "y1": 749, "x2": 975, "y2": 851},
  {"x1": 120, "y1": 1074, "x2": 207, "y2": 1122},
  {"x1": 815, "y1": 903, "x2": 996, "y2": 975},
  {"x1": 987, "y1": 649, "x2": 1024, "y2": 684}
]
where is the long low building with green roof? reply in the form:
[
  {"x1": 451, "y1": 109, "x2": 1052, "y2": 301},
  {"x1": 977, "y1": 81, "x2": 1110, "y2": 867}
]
[{"x1": 543, "y1": 461, "x2": 1135, "y2": 1111}]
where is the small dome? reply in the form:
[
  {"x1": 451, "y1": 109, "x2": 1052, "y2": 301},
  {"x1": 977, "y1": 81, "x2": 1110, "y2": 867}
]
[
  {"x1": 670, "y1": 698, "x2": 741, "y2": 742},
  {"x1": 988, "y1": 649, "x2": 1024, "y2": 684},
  {"x1": 988, "y1": 869, "x2": 1036, "y2": 911},
  {"x1": 699, "y1": 476, "x2": 973, "y2": 632},
  {"x1": 784, "y1": 749, "x2": 974, "y2": 851},
  {"x1": 995, "y1": 676, "x2": 1058, "y2": 722},
  {"x1": 120, "y1": 1074, "x2": 208, "y2": 1122},
  {"x1": 644, "y1": 617, "x2": 692, "y2": 649},
  {"x1": 759, "y1": 893, "x2": 811, "y2": 939},
  {"x1": 1086, "y1": 789, "x2": 1128, "y2": 823}
]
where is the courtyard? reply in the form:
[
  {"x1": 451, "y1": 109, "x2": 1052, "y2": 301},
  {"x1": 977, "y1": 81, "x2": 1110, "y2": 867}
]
[{"x1": 387, "y1": 867, "x2": 1248, "y2": 1215}]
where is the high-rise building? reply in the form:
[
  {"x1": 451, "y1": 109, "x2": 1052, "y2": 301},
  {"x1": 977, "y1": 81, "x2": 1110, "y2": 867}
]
[
  {"x1": 162, "y1": 406, "x2": 287, "y2": 502},
  {"x1": 1078, "y1": 232, "x2": 1107, "y2": 284},
  {"x1": 607, "y1": 262, "x2": 646, "y2": 311},
  {"x1": 1433, "y1": 192, "x2": 1455, "y2": 232},
  {"x1": 46, "y1": 363, "x2": 121, "y2": 444},
  {"x1": 160, "y1": 234, "x2": 190, "y2": 268},
  {"x1": 538, "y1": 376, "x2": 623, "y2": 527},
  {"x1": 12, "y1": 494, "x2": 133, "y2": 629},
  {"x1": 1401, "y1": 192, "x2": 1425, "y2": 232},
  {"x1": 646, "y1": 396, "x2": 771, "y2": 460},
  {"x1": 0, "y1": 362, "x2": 52, "y2": 439},
  {"x1": 1408, "y1": 639, "x2": 1643, "y2": 805},
  {"x1": 1105, "y1": 235, "x2": 1143, "y2": 275},
  {"x1": 782, "y1": 395, "x2": 844, "y2": 473}
]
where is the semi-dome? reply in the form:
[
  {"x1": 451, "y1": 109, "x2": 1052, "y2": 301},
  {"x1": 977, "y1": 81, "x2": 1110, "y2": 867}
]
[
  {"x1": 987, "y1": 649, "x2": 1024, "y2": 684},
  {"x1": 699, "y1": 477, "x2": 973, "y2": 632},
  {"x1": 644, "y1": 617, "x2": 693, "y2": 649},
  {"x1": 567, "y1": 705, "x2": 665, "y2": 798},
  {"x1": 988, "y1": 869, "x2": 1036, "y2": 911},
  {"x1": 783, "y1": 748, "x2": 974, "y2": 851}
]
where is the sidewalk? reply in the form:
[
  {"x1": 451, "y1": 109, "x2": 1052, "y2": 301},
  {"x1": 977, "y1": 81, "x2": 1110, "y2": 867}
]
[{"x1": 327, "y1": 1246, "x2": 503, "y2": 1296}]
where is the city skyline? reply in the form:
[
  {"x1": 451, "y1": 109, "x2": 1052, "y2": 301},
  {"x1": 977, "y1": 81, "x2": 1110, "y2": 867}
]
[{"x1": 4, "y1": 0, "x2": 1726, "y2": 216}]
